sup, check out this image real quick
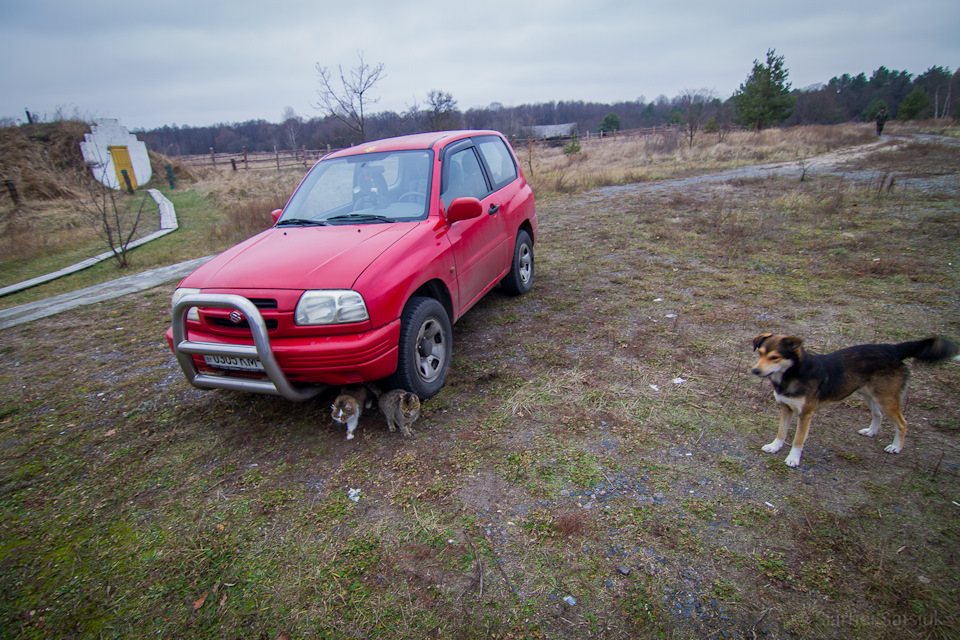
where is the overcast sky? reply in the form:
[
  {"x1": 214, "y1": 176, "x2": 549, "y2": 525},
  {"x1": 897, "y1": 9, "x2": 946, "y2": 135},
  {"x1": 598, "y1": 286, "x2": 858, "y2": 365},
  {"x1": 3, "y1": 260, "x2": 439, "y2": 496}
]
[{"x1": 2, "y1": 0, "x2": 958, "y2": 131}]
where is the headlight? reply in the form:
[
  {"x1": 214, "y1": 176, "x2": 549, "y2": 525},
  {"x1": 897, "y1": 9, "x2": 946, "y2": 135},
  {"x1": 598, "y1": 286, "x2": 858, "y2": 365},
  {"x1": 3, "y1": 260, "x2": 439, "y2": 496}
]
[
  {"x1": 171, "y1": 287, "x2": 201, "y2": 321},
  {"x1": 295, "y1": 290, "x2": 369, "y2": 325}
]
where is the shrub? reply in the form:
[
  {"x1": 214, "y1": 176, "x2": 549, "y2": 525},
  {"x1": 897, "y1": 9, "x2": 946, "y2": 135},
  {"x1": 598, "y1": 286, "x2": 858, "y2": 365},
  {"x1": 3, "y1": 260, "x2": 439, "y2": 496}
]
[{"x1": 599, "y1": 112, "x2": 621, "y2": 133}]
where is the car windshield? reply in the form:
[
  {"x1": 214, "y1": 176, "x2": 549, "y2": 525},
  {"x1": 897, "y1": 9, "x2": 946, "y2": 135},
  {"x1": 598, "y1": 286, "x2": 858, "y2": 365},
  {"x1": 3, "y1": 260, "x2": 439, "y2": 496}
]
[{"x1": 279, "y1": 149, "x2": 432, "y2": 225}]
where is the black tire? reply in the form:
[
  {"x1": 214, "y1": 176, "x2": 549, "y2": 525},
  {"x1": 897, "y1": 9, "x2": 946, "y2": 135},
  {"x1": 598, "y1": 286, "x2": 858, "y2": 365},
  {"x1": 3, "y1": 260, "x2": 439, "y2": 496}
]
[
  {"x1": 501, "y1": 230, "x2": 534, "y2": 295},
  {"x1": 387, "y1": 297, "x2": 452, "y2": 399}
]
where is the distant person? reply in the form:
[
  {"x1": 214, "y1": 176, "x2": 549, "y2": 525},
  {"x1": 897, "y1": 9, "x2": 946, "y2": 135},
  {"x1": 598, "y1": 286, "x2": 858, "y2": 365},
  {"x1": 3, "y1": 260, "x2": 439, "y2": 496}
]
[{"x1": 875, "y1": 107, "x2": 889, "y2": 136}]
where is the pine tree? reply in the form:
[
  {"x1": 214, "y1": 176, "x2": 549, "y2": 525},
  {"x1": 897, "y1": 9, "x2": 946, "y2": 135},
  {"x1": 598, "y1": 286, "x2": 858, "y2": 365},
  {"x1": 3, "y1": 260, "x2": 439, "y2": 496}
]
[
  {"x1": 898, "y1": 87, "x2": 930, "y2": 120},
  {"x1": 733, "y1": 49, "x2": 796, "y2": 130}
]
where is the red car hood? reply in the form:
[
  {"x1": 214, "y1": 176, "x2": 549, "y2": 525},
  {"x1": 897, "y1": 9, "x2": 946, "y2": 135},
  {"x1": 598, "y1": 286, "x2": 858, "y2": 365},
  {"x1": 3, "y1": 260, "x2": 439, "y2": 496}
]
[{"x1": 180, "y1": 224, "x2": 415, "y2": 290}]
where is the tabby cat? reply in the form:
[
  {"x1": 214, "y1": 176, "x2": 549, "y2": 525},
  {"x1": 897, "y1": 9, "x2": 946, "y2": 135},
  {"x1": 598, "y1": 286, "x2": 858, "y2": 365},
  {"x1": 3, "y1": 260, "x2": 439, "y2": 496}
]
[
  {"x1": 330, "y1": 385, "x2": 371, "y2": 440},
  {"x1": 378, "y1": 389, "x2": 421, "y2": 437}
]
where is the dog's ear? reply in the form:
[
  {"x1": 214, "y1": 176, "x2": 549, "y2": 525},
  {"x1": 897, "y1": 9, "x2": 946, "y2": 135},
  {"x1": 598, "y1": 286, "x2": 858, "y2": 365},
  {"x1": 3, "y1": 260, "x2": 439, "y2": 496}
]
[
  {"x1": 781, "y1": 336, "x2": 804, "y2": 351},
  {"x1": 753, "y1": 333, "x2": 773, "y2": 351}
]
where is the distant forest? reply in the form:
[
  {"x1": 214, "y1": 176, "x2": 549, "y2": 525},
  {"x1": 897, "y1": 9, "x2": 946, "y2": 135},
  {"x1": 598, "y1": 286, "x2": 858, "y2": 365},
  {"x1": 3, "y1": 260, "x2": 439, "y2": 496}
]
[{"x1": 137, "y1": 64, "x2": 959, "y2": 156}]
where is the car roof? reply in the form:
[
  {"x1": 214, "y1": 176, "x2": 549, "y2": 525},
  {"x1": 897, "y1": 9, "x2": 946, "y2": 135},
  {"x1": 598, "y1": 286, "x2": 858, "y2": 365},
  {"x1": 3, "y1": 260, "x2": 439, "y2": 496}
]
[{"x1": 325, "y1": 130, "x2": 504, "y2": 158}]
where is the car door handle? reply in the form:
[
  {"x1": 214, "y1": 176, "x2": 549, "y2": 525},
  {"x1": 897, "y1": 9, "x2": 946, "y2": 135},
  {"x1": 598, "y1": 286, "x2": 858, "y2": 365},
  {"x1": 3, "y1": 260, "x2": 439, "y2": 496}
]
[{"x1": 488, "y1": 204, "x2": 500, "y2": 215}]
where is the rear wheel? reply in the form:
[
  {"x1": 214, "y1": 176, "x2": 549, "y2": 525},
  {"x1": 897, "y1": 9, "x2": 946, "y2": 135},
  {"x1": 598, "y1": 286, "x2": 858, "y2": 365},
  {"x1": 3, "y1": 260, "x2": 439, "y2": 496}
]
[
  {"x1": 387, "y1": 297, "x2": 452, "y2": 399},
  {"x1": 501, "y1": 230, "x2": 534, "y2": 295}
]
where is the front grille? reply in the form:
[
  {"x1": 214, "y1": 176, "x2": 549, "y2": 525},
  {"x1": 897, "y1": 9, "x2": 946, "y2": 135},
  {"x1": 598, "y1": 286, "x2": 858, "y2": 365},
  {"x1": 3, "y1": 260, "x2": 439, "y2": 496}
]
[
  {"x1": 211, "y1": 317, "x2": 279, "y2": 330},
  {"x1": 207, "y1": 298, "x2": 279, "y2": 331}
]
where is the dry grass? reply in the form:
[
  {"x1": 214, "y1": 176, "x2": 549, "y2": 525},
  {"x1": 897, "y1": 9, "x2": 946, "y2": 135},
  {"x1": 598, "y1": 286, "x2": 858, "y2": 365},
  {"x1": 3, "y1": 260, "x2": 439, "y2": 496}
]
[
  {"x1": 198, "y1": 170, "x2": 302, "y2": 246},
  {"x1": 0, "y1": 121, "x2": 89, "y2": 198},
  {"x1": 0, "y1": 122, "x2": 92, "y2": 262},
  {"x1": 526, "y1": 123, "x2": 878, "y2": 194}
]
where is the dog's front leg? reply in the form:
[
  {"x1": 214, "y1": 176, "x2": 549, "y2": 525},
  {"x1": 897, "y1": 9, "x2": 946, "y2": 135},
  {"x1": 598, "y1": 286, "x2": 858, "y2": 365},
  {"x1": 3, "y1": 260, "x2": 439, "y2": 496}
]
[
  {"x1": 762, "y1": 403, "x2": 793, "y2": 455},
  {"x1": 784, "y1": 411, "x2": 815, "y2": 467},
  {"x1": 857, "y1": 391, "x2": 883, "y2": 438}
]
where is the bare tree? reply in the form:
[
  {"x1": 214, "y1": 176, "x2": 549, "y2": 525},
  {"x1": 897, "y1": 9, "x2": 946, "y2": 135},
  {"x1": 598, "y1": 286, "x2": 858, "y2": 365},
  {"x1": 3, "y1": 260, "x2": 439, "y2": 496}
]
[
  {"x1": 425, "y1": 90, "x2": 459, "y2": 131},
  {"x1": 677, "y1": 89, "x2": 717, "y2": 148},
  {"x1": 78, "y1": 170, "x2": 148, "y2": 268},
  {"x1": 315, "y1": 53, "x2": 385, "y2": 142},
  {"x1": 280, "y1": 106, "x2": 303, "y2": 151}
]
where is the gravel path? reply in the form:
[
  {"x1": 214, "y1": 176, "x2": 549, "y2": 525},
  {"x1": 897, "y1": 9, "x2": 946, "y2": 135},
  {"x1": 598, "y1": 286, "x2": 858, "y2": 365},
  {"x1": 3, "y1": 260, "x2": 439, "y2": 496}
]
[{"x1": 0, "y1": 255, "x2": 212, "y2": 329}]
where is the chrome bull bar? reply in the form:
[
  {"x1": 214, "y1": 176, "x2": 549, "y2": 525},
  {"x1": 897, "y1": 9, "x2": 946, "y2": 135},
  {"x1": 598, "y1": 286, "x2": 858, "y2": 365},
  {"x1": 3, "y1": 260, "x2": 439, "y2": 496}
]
[{"x1": 171, "y1": 293, "x2": 322, "y2": 402}]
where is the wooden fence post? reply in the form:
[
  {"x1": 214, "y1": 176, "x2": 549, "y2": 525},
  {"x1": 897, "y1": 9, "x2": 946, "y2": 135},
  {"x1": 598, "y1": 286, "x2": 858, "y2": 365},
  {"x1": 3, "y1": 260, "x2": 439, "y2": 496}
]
[
  {"x1": 243, "y1": 146, "x2": 248, "y2": 170},
  {"x1": 5, "y1": 179, "x2": 20, "y2": 205},
  {"x1": 120, "y1": 169, "x2": 134, "y2": 193},
  {"x1": 275, "y1": 146, "x2": 280, "y2": 170},
  {"x1": 210, "y1": 147, "x2": 215, "y2": 166}
]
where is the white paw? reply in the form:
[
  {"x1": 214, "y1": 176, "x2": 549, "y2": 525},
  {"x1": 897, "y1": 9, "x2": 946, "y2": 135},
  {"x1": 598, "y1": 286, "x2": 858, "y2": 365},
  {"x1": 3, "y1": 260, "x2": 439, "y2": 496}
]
[
  {"x1": 884, "y1": 443, "x2": 902, "y2": 454},
  {"x1": 785, "y1": 447, "x2": 802, "y2": 467},
  {"x1": 858, "y1": 427, "x2": 878, "y2": 437},
  {"x1": 762, "y1": 439, "x2": 784, "y2": 454},
  {"x1": 346, "y1": 432, "x2": 355, "y2": 440}
]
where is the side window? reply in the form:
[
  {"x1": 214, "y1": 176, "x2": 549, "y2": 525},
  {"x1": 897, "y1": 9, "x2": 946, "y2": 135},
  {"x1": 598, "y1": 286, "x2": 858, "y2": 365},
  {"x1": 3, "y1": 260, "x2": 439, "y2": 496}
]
[
  {"x1": 441, "y1": 147, "x2": 489, "y2": 203},
  {"x1": 476, "y1": 137, "x2": 518, "y2": 189}
]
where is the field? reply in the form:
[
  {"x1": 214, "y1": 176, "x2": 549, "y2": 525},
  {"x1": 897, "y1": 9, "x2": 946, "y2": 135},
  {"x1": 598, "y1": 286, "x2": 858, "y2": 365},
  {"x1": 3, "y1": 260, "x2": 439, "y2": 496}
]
[{"x1": 1, "y1": 123, "x2": 959, "y2": 639}]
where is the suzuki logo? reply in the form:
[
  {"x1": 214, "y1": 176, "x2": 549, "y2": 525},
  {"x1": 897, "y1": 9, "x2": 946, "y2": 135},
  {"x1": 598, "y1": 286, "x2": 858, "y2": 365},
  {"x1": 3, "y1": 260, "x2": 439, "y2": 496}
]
[{"x1": 229, "y1": 310, "x2": 244, "y2": 324}]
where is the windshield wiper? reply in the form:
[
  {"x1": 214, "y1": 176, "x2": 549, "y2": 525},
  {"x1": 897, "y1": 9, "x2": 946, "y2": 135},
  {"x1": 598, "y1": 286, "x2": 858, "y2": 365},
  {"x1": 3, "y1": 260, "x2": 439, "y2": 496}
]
[
  {"x1": 326, "y1": 213, "x2": 395, "y2": 224},
  {"x1": 275, "y1": 218, "x2": 328, "y2": 227}
]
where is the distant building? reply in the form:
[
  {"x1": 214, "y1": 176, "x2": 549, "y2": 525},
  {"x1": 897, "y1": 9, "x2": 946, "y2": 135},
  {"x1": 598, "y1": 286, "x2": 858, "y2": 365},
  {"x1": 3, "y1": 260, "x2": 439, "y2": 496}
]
[
  {"x1": 79, "y1": 119, "x2": 152, "y2": 190},
  {"x1": 527, "y1": 123, "x2": 578, "y2": 139}
]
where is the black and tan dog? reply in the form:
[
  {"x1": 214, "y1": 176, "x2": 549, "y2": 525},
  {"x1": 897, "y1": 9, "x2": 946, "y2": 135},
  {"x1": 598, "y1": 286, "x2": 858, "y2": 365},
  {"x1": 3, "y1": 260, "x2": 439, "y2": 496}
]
[{"x1": 751, "y1": 334, "x2": 958, "y2": 467}]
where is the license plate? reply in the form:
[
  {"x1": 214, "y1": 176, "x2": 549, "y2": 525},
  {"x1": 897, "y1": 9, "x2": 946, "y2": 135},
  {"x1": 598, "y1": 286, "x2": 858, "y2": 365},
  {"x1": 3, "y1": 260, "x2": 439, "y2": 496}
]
[{"x1": 204, "y1": 355, "x2": 264, "y2": 372}]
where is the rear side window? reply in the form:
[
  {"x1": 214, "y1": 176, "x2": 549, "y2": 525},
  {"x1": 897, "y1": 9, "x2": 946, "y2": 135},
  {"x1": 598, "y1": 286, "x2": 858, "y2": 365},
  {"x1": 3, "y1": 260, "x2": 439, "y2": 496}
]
[{"x1": 476, "y1": 136, "x2": 518, "y2": 189}]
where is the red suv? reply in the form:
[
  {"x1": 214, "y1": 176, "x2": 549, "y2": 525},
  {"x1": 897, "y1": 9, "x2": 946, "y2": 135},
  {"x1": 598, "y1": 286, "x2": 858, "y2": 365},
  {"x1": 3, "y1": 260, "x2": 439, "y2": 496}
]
[{"x1": 167, "y1": 130, "x2": 536, "y2": 400}]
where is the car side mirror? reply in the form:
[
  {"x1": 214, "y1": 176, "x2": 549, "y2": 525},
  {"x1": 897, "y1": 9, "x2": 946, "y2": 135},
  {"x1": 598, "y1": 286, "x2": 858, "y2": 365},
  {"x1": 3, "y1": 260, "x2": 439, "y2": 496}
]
[
  {"x1": 271, "y1": 209, "x2": 283, "y2": 224},
  {"x1": 446, "y1": 197, "x2": 482, "y2": 223}
]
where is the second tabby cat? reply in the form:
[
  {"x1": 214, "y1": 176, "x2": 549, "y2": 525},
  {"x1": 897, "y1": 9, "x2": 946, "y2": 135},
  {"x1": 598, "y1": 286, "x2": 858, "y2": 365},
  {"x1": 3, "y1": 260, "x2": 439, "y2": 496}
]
[{"x1": 377, "y1": 389, "x2": 421, "y2": 437}]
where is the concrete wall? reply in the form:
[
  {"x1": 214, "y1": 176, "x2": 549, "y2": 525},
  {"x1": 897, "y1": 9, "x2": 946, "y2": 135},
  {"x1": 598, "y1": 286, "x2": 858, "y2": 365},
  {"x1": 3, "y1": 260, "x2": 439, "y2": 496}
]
[{"x1": 79, "y1": 118, "x2": 153, "y2": 190}]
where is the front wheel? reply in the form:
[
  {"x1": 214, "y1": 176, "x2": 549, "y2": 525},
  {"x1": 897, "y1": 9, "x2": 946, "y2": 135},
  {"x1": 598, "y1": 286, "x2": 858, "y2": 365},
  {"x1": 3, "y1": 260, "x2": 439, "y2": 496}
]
[
  {"x1": 501, "y1": 230, "x2": 534, "y2": 295},
  {"x1": 387, "y1": 297, "x2": 452, "y2": 399}
]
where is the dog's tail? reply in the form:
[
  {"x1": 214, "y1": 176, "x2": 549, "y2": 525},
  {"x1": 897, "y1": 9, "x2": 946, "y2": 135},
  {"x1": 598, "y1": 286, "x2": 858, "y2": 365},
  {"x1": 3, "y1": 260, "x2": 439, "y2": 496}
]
[{"x1": 895, "y1": 337, "x2": 959, "y2": 363}]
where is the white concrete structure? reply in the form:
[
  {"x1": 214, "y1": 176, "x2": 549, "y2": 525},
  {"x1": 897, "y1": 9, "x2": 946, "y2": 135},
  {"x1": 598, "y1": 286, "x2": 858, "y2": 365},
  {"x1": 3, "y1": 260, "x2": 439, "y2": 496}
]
[
  {"x1": 79, "y1": 119, "x2": 152, "y2": 190},
  {"x1": 528, "y1": 123, "x2": 578, "y2": 139}
]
